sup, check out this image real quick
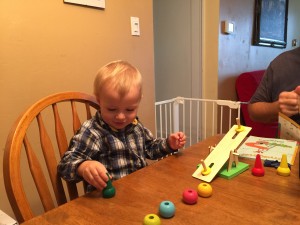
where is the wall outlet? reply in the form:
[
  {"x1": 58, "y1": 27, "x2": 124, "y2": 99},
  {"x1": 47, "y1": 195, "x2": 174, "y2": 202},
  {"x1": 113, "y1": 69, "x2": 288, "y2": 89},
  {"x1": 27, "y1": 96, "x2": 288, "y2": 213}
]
[
  {"x1": 130, "y1": 17, "x2": 140, "y2": 36},
  {"x1": 292, "y1": 39, "x2": 297, "y2": 47}
]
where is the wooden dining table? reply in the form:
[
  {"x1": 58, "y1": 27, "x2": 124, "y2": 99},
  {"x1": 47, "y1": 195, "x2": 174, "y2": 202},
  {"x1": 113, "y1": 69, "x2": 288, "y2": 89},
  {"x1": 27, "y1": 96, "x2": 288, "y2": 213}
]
[{"x1": 21, "y1": 135, "x2": 300, "y2": 225}]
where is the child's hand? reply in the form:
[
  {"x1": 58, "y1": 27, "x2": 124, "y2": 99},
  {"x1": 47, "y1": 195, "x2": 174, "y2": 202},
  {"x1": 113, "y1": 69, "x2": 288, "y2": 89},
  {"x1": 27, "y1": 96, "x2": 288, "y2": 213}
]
[
  {"x1": 77, "y1": 160, "x2": 110, "y2": 191},
  {"x1": 168, "y1": 132, "x2": 186, "y2": 150}
]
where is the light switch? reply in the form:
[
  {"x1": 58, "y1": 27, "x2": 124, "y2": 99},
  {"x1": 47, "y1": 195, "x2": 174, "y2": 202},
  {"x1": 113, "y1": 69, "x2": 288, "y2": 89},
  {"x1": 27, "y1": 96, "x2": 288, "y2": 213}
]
[
  {"x1": 224, "y1": 21, "x2": 234, "y2": 34},
  {"x1": 131, "y1": 17, "x2": 140, "y2": 36}
]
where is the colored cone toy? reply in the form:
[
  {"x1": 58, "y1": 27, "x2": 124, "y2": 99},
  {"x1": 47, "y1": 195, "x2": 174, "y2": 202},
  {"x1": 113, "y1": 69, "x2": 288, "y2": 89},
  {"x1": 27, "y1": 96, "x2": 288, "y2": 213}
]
[
  {"x1": 252, "y1": 154, "x2": 265, "y2": 176},
  {"x1": 277, "y1": 154, "x2": 291, "y2": 176}
]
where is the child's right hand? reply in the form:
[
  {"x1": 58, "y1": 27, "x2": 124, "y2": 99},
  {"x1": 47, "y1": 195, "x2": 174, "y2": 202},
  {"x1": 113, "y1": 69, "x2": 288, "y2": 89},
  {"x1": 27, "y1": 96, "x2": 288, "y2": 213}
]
[{"x1": 77, "y1": 160, "x2": 109, "y2": 191}]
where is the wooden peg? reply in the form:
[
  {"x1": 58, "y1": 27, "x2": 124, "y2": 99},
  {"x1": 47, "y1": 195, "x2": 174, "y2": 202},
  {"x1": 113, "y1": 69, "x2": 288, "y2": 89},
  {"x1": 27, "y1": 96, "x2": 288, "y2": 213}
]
[
  {"x1": 233, "y1": 152, "x2": 239, "y2": 166},
  {"x1": 235, "y1": 118, "x2": 244, "y2": 132},
  {"x1": 227, "y1": 151, "x2": 234, "y2": 171},
  {"x1": 227, "y1": 150, "x2": 240, "y2": 171},
  {"x1": 208, "y1": 146, "x2": 215, "y2": 153},
  {"x1": 233, "y1": 148, "x2": 239, "y2": 166},
  {"x1": 201, "y1": 159, "x2": 207, "y2": 171},
  {"x1": 200, "y1": 159, "x2": 211, "y2": 176},
  {"x1": 236, "y1": 118, "x2": 241, "y2": 129}
]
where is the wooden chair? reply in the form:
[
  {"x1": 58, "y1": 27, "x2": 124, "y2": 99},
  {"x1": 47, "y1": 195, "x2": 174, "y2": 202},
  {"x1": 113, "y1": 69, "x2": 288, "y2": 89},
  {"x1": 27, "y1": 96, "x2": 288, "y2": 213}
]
[{"x1": 3, "y1": 92, "x2": 99, "y2": 223}]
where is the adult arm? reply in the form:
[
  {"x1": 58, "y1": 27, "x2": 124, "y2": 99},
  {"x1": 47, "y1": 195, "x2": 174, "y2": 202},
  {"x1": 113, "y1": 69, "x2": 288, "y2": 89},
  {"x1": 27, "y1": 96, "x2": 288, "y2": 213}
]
[
  {"x1": 248, "y1": 101, "x2": 279, "y2": 123},
  {"x1": 248, "y1": 89, "x2": 300, "y2": 123}
]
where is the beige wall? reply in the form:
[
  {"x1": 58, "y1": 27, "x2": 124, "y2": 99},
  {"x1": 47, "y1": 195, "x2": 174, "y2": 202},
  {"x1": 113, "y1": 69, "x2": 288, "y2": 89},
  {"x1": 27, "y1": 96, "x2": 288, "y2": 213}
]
[
  {"x1": 1, "y1": 0, "x2": 222, "y2": 221},
  {"x1": 0, "y1": 0, "x2": 155, "y2": 220}
]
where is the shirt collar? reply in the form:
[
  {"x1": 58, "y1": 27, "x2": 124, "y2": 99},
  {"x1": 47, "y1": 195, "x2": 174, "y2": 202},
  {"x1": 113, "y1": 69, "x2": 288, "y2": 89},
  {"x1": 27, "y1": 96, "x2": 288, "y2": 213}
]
[{"x1": 96, "y1": 111, "x2": 138, "y2": 132}]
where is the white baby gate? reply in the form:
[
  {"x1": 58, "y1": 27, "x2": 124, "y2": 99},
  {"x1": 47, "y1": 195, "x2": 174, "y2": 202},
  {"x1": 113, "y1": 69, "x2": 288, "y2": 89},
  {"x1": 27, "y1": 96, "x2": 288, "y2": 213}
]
[{"x1": 155, "y1": 97, "x2": 242, "y2": 148}]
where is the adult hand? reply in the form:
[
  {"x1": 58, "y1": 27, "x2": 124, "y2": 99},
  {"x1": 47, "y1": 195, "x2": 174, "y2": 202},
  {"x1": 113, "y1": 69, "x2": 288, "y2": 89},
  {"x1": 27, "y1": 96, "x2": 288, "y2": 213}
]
[
  {"x1": 295, "y1": 85, "x2": 300, "y2": 115},
  {"x1": 294, "y1": 85, "x2": 300, "y2": 95},
  {"x1": 278, "y1": 88, "x2": 300, "y2": 117}
]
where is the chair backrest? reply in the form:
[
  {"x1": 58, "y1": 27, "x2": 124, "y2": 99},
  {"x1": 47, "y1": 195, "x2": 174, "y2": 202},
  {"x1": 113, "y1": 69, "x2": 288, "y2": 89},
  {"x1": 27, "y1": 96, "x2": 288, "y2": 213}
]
[
  {"x1": 236, "y1": 70, "x2": 278, "y2": 138},
  {"x1": 3, "y1": 92, "x2": 99, "y2": 223}
]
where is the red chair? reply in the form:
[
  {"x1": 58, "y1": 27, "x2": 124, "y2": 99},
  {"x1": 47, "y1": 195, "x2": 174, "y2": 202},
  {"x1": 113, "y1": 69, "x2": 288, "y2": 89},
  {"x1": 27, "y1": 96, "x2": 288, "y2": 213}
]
[{"x1": 236, "y1": 70, "x2": 278, "y2": 138}]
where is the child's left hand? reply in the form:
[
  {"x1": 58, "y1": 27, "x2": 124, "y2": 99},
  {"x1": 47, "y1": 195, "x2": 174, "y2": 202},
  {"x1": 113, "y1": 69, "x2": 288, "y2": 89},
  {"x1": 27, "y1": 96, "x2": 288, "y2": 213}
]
[{"x1": 168, "y1": 132, "x2": 186, "y2": 150}]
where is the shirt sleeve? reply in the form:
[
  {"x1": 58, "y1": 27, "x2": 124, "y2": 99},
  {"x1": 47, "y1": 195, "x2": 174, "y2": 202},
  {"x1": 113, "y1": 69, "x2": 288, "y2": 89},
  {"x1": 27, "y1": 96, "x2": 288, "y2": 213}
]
[
  {"x1": 57, "y1": 126, "x2": 101, "y2": 182},
  {"x1": 142, "y1": 126, "x2": 175, "y2": 160},
  {"x1": 249, "y1": 66, "x2": 274, "y2": 103}
]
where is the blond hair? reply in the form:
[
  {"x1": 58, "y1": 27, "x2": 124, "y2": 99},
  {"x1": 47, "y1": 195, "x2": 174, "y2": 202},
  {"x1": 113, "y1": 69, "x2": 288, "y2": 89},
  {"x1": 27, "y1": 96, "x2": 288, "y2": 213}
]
[{"x1": 93, "y1": 60, "x2": 143, "y2": 99}]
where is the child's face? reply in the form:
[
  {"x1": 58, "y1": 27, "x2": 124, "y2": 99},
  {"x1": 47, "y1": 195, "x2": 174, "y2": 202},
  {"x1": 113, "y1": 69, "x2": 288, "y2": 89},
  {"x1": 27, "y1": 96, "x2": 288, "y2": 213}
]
[{"x1": 98, "y1": 84, "x2": 141, "y2": 130}]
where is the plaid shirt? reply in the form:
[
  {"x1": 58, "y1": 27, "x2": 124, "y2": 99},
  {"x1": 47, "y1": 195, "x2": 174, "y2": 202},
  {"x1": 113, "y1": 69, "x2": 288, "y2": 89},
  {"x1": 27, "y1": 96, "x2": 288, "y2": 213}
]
[{"x1": 58, "y1": 111, "x2": 174, "y2": 184}]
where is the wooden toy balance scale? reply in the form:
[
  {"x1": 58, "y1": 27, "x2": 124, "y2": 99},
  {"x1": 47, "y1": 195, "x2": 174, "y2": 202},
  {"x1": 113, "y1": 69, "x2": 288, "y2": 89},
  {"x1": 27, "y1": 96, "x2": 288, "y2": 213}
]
[{"x1": 193, "y1": 119, "x2": 252, "y2": 182}]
